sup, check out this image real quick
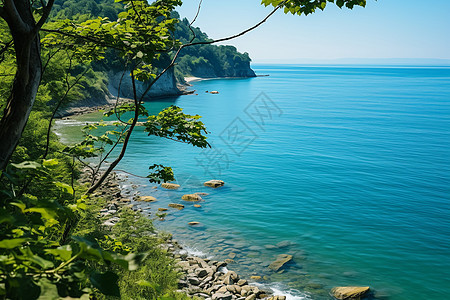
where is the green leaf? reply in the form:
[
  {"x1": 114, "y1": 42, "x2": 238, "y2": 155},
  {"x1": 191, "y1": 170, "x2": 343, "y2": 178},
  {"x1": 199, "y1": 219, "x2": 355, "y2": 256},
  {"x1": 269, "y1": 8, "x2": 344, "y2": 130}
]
[
  {"x1": 136, "y1": 280, "x2": 159, "y2": 290},
  {"x1": 10, "y1": 161, "x2": 41, "y2": 170},
  {"x1": 0, "y1": 238, "x2": 28, "y2": 249},
  {"x1": 10, "y1": 202, "x2": 26, "y2": 212},
  {"x1": 29, "y1": 254, "x2": 54, "y2": 269},
  {"x1": 90, "y1": 271, "x2": 120, "y2": 297},
  {"x1": 25, "y1": 207, "x2": 58, "y2": 222},
  {"x1": 45, "y1": 245, "x2": 73, "y2": 261},
  {"x1": 42, "y1": 159, "x2": 59, "y2": 168},
  {"x1": 54, "y1": 181, "x2": 74, "y2": 195}
]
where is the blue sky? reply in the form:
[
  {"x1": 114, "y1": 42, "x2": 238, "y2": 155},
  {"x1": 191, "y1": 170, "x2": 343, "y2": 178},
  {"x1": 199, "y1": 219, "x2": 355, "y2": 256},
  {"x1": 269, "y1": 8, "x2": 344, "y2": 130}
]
[{"x1": 176, "y1": 0, "x2": 450, "y2": 63}]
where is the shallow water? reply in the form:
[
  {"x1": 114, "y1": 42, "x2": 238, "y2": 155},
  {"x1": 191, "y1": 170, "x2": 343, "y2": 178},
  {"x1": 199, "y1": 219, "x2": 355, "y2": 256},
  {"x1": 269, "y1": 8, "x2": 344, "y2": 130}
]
[{"x1": 57, "y1": 65, "x2": 450, "y2": 299}]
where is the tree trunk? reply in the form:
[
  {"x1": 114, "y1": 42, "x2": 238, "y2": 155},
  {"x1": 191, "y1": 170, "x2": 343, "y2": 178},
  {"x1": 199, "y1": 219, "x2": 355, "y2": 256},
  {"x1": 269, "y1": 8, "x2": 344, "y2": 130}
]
[{"x1": 0, "y1": 1, "x2": 42, "y2": 170}]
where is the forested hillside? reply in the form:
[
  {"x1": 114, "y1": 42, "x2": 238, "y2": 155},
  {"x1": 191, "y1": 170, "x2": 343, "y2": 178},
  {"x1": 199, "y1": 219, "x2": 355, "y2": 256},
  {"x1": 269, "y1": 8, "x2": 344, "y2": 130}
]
[{"x1": 47, "y1": 0, "x2": 255, "y2": 106}]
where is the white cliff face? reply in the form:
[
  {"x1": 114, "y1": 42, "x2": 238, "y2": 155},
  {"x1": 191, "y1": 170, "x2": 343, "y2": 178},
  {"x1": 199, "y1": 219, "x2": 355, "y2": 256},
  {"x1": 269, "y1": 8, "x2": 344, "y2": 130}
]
[{"x1": 108, "y1": 67, "x2": 181, "y2": 100}]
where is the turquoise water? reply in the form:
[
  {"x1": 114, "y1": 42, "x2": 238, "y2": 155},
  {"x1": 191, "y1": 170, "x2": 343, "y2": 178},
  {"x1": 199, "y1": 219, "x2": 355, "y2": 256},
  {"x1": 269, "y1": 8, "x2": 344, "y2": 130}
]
[{"x1": 58, "y1": 65, "x2": 450, "y2": 299}]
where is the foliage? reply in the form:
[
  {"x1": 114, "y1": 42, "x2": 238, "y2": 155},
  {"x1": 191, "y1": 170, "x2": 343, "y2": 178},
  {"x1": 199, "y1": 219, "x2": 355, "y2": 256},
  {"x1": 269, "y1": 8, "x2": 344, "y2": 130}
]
[
  {"x1": 262, "y1": 0, "x2": 366, "y2": 15},
  {"x1": 76, "y1": 201, "x2": 181, "y2": 300},
  {"x1": 148, "y1": 164, "x2": 175, "y2": 183},
  {"x1": 50, "y1": 0, "x2": 124, "y2": 21},
  {"x1": 0, "y1": 160, "x2": 138, "y2": 298},
  {"x1": 145, "y1": 105, "x2": 210, "y2": 148},
  {"x1": 174, "y1": 17, "x2": 253, "y2": 78}
]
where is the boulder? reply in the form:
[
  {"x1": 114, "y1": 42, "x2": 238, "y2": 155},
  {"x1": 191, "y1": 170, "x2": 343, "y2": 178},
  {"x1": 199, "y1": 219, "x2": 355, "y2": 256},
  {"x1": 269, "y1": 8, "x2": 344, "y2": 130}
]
[
  {"x1": 168, "y1": 203, "x2": 184, "y2": 210},
  {"x1": 212, "y1": 293, "x2": 232, "y2": 300},
  {"x1": 197, "y1": 268, "x2": 208, "y2": 278},
  {"x1": 203, "y1": 179, "x2": 225, "y2": 188},
  {"x1": 176, "y1": 261, "x2": 190, "y2": 269},
  {"x1": 237, "y1": 279, "x2": 248, "y2": 286},
  {"x1": 161, "y1": 182, "x2": 180, "y2": 189},
  {"x1": 216, "y1": 261, "x2": 228, "y2": 269},
  {"x1": 158, "y1": 208, "x2": 168, "y2": 211},
  {"x1": 330, "y1": 286, "x2": 370, "y2": 300},
  {"x1": 210, "y1": 91, "x2": 220, "y2": 94},
  {"x1": 250, "y1": 276, "x2": 261, "y2": 281},
  {"x1": 182, "y1": 194, "x2": 203, "y2": 201},
  {"x1": 137, "y1": 196, "x2": 157, "y2": 202},
  {"x1": 223, "y1": 271, "x2": 239, "y2": 285},
  {"x1": 204, "y1": 179, "x2": 225, "y2": 188},
  {"x1": 268, "y1": 254, "x2": 293, "y2": 272},
  {"x1": 226, "y1": 285, "x2": 237, "y2": 293},
  {"x1": 194, "y1": 204, "x2": 202, "y2": 208},
  {"x1": 276, "y1": 240, "x2": 291, "y2": 248},
  {"x1": 195, "y1": 192, "x2": 210, "y2": 196},
  {"x1": 188, "y1": 277, "x2": 201, "y2": 285},
  {"x1": 188, "y1": 222, "x2": 200, "y2": 226}
]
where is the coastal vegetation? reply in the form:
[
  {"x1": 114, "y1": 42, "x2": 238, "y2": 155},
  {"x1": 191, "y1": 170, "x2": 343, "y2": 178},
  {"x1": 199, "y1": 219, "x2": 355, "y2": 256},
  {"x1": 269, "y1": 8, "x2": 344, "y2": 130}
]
[{"x1": 0, "y1": 0, "x2": 367, "y2": 298}]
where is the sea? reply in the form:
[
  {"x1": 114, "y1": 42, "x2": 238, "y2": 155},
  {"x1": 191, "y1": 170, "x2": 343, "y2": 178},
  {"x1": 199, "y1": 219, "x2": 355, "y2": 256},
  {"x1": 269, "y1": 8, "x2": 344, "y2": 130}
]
[{"x1": 56, "y1": 64, "x2": 450, "y2": 299}]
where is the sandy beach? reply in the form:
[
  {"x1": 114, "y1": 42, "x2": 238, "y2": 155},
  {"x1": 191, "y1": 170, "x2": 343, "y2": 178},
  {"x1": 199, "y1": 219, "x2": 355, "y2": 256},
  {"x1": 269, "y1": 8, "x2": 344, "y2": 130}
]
[{"x1": 185, "y1": 76, "x2": 204, "y2": 83}]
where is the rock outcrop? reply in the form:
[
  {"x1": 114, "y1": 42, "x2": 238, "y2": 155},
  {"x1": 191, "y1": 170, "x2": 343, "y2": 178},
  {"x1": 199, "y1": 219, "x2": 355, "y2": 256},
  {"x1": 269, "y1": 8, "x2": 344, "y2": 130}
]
[
  {"x1": 330, "y1": 286, "x2": 370, "y2": 300},
  {"x1": 168, "y1": 203, "x2": 185, "y2": 210},
  {"x1": 136, "y1": 196, "x2": 157, "y2": 202},
  {"x1": 204, "y1": 180, "x2": 225, "y2": 188},
  {"x1": 161, "y1": 182, "x2": 180, "y2": 190},
  {"x1": 268, "y1": 254, "x2": 293, "y2": 272},
  {"x1": 108, "y1": 67, "x2": 182, "y2": 100},
  {"x1": 182, "y1": 194, "x2": 203, "y2": 201}
]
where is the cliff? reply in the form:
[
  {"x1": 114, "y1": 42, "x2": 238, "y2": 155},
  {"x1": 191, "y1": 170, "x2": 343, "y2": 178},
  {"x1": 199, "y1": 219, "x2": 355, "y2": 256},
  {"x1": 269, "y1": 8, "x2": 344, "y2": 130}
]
[{"x1": 107, "y1": 67, "x2": 184, "y2": 100}]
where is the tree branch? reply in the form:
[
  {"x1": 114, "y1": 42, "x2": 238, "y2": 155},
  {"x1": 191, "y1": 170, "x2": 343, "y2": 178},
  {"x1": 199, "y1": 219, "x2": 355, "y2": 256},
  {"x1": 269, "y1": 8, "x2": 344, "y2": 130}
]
[
  {"x1": 85, "y1": 0, "x2": 287, "y2": 193},
  {"x1": 41, "y1": 47, "x2": 61, "y2": 76},
  {"x1": 43, "y1": 54, "x2": 89, "y2": 159},
  {"x1": 3, "y1": 0, "x2": 29, "y2": 33},
  {"x1": 138, "y1": 1, "x2": 286, "y2": 101},
  {"x1": 188, "y1": 0, "x2": 203, "y2": 43},
  {"x1": 0, "y1": 40, "x2": 13, "y2": 57},
  {"x1": 34, "y1": 0, "x2": 56, "y2": 32},
  {"x1": 87, "y1": 70, "x2": 140, "y2": 194},
  {"x1": 188, "y1": 1, "x2": 286, "y2": 47},
  {"x1": 40, "y1": 28, "x2": 125, "y2": 52}
]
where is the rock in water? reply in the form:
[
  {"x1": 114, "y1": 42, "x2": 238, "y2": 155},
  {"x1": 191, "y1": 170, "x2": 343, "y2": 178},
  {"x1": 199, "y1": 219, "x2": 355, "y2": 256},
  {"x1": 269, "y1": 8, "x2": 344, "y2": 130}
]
[
  {"x1": 268, "y1": 254, "x2": 293, "y2": 272},
  {"x1": 137, "y1": 196, "x2": 157, "y2": 202},
  {"x1": 330, "y1": 286, "x2": 370, "y2": 300},
  {"x1": 168, "y1": 203, "x2": 184, "y2": 210},
  {"x1": 188, "y1": 222, "x2": 200, "y2": 226},
  {"x1": 182, "y1": 194, "x2": 202, "y2": 201},
  {"x1": 204, "y1": 180, "x2": 225, "y2": 188},
  {"x1": 161, "y1": 182, "x2": 180, "y2": 189}
]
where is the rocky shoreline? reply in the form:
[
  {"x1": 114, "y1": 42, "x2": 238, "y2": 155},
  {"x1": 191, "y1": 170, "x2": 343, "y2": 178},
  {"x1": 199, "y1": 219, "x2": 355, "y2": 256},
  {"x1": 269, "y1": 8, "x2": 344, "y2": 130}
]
[
  {"x1": 84, "y1": 171, "x2": 372, "y2": 300},
  {"x1": 56, "y1": 85, "x2": 195, "y2": 118},
  {"x1": 83, "y1": 171, "x2": 287, "y2": 300}
]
